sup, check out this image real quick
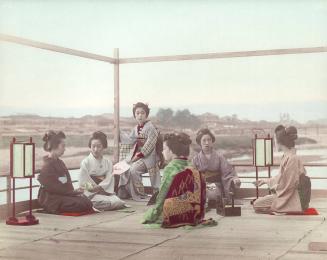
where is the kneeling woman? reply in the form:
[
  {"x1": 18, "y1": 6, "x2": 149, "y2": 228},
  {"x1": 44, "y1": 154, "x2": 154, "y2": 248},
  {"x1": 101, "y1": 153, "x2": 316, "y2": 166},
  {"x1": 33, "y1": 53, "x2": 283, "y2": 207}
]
[
  {"x1": 143, "y1": 133, "x2": 206, "y2": 228},
  {"x1": 253, "y1": 125, "x2": 308, "y2": 214},
  {"x1": 38, "y1": 131, "x2": 93, "y2": 214},
  {"x1": 79, "y1": 131, "x2": 126, "y2": 211},
  {"x1": 192, "y1": 128, "x2": 241, "y2": 202}
]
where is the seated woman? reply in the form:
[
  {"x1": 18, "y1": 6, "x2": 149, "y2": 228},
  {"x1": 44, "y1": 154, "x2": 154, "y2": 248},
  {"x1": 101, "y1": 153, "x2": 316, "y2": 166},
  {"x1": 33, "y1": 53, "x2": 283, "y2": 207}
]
[
  {"x1": 253, "y1": 125, "x2": 308, "y2": 214},
  {"x1": 118, "y1": 102, "x2": 161, "y2": 201},
  {"x1": 79, "y1": 131, "x2": 126, "y2": 211},
  {"x1": 192, "y1": 128, "x2": 241, "y2": 203},
  {"x1": 38, "y1": 131, "x2": 93, "y2": 214},
  {"x1": 143, "y1": 133, "x2": 206, "y2": 228}
]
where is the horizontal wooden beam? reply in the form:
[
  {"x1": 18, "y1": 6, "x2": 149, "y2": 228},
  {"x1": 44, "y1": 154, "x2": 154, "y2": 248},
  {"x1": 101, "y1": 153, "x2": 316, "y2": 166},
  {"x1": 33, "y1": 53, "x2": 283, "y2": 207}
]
[
  {"x1": 119, "y1": 46, "x2": 327, "y2": 64},
  {"x1": 1, "y1": 34, "x2": 326, "y2": 64},
  {"x1": 0, "y1": 34, "x2": 116, "y2": 64}
]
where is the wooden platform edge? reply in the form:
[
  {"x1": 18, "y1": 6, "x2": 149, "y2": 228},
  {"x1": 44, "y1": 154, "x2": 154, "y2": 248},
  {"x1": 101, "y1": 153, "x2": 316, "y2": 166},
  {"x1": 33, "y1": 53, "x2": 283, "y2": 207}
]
[{"x1": 1, "y1": 188, "x2": 326, "y2": 220}]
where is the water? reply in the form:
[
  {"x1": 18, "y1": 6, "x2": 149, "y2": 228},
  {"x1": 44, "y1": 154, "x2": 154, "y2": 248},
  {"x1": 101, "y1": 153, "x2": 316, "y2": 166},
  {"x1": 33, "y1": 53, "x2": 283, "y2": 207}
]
[
  {"x1": 235, "y1": 148, "x2": 327, "y2": 189},
  {"x1": 1, "y1": 148, "x2": 326, "y2": 205},
  {"x1": 0, "y1": 172, "x2": 81, "y2": 205}
]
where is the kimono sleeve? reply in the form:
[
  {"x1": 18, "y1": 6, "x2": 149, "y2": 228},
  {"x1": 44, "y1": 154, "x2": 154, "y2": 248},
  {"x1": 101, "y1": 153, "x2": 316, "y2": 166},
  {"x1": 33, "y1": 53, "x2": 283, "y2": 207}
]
[
  {"x1": 142, "y1": 165, "x2": 175, "y2": 223},
  {"x1": 98, "y1": 160, "x2": 115, "y2": 193},
  {"x1": 191, "y1": 155, "x2": 200, "y2": 170},
  {"x1": 79, "y1": 159, "x2": 93, "y2": 188},
  {"x1": 38, "y1": 165, "x2": 74, "y2": 196},
  {"x1": 275, "y1": 156, "x2": 300, "y2": 198},
  {"x1": 140, "y1": 125, "x2": 158, "y2": 157},
  {"x1": 218, "y1": 153, "x2": 236, "y2": 177},
  {"x1": 267, "y1": 173, "x2": 280, "y2": 190}
]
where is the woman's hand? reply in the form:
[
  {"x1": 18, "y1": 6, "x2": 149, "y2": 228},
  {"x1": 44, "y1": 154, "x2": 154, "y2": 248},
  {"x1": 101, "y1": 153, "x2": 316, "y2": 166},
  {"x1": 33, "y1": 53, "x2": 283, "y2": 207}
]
[
  {"x1": 73, "y1": 188, "x2": 84, "y2": 195},
  {"x1": 131, "y1": 156, "x2": 139, "y2": 162},
  {"x1": 89, "y1": 185, "x2": 104, "y2": 193},
  {"x1": 253, "y1": 179, "x2": 266, "y2": 187},
  {"x1": 233, "y1": 178, "x2": 241, "y2": 188},
  {"x1": 97, "y1": 176, "x2": 105, "y2": 181}
]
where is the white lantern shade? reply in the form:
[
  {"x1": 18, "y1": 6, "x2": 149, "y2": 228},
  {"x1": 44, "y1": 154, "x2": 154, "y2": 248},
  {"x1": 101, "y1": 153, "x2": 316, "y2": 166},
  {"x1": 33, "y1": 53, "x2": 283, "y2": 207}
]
[
  {"x1": 255, "y1": 139, "x2": 265, "y2": 167},
  {"x1": 12, "y1": 143, "x2": 34, "y2": 178},
  {"x1": 254, "y1": 138, "x2": 273, "y2": 167},
  {"x1": 24, "y1": 144, "x2": 34, "y2": 177},
  {"x1": 265, "y1": 139, "x2": 273, "y2": 166}
]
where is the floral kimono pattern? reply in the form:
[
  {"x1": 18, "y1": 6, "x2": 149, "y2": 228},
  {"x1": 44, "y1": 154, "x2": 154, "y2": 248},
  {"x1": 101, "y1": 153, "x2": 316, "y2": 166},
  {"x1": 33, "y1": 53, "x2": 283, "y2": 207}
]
[{"x1": 143, "y1": 159, "x2": 206, "y2": 228}]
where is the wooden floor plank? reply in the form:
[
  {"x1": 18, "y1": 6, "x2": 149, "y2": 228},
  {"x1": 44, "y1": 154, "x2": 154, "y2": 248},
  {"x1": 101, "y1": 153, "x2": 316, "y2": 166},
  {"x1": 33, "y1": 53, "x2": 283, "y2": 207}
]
[{"x1": 0, "y1": 198, "x2": 326, "y2": 259}]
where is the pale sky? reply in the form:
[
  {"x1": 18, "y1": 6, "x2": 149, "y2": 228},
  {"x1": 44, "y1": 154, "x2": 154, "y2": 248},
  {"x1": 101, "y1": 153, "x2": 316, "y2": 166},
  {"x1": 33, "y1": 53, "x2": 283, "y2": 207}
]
[{"x1": 0, "y1": 0, "x2": 326, "y2": 122}]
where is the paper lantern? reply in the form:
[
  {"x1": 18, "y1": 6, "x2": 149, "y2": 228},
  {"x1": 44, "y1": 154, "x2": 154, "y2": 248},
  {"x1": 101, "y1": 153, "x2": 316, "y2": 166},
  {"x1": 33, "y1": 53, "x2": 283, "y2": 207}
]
[
  {"x1": 251, "y1": 133, "x2": 274, "y2": 201},
  {"x1": 254, "y1": 137, "x2": 273, "y2": 167},
  {"x1": 6, "y1": 137, "x2": 39, "y2": 226}
]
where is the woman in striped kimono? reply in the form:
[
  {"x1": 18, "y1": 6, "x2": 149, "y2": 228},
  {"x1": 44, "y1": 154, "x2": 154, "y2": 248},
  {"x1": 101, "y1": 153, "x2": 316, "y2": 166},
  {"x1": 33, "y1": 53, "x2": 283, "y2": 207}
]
[
  {"x1": 253, "y1": 125, "x2": 308, "y2": 214},
  {"x1": 117, "y1": 102, "x2": 161, "y2": 201}
]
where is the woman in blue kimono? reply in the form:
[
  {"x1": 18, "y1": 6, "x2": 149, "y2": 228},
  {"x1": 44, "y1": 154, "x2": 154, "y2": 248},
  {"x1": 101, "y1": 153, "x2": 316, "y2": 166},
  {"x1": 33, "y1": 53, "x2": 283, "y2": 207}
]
[{"x1": 192, "y1": 128, "x2": 241, "y2": 203}]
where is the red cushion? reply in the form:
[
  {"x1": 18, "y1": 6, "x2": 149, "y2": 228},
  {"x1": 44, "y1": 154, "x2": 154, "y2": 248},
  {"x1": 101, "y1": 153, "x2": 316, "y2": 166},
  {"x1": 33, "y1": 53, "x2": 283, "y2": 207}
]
[{"x1": 286, "y1": 208, "x2": 319, "y2": 215}]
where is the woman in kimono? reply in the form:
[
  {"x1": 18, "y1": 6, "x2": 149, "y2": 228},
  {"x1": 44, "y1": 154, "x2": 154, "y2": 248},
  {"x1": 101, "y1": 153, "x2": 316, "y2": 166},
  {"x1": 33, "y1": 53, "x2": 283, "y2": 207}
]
[
  {"x1": 38, "y1": 131, "x2": 93, "y2": 214},
  {"x1": 253, "y1": 125, "x2": 307, "y2": 214},
  {"x1": 143, "y1": 133, "x2": 206, "y2": 228},
  {"x1": 118, "y1": 102, "x2": 161, "y2": 201},
  {"x1": 192, "y1": 128, "x2": 241, "y2": 203},
  {"x1": 79, "y1": 131, "x2": 126, "y2": 211}
]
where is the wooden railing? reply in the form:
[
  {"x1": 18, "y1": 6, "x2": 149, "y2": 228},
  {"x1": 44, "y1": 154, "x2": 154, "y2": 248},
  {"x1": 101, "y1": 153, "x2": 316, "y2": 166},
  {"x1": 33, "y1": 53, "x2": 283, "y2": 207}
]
[{"x1": 1, "y1": 163, "x2": 327, "y2": 219}]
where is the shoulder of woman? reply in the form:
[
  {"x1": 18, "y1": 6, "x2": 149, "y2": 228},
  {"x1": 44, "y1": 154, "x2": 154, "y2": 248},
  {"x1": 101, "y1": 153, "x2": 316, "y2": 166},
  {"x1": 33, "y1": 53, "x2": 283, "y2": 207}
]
[
  {"x1": 40, "y1": 157, "x2": 57, "y2": 173},
  {"x1": 192, "y1": 152, "x2": 201, "y2": 163},
  {"x1": 145, "y1": 121, "x2": 156, "y2": 130},
  {"x1": 42, "y1": 155, "x2": 56, "y2": 166},
  {"x1": 163, "y1": 162, "x2": 178, "y2": 174},
  {"x1": 80, "y1": 156, "x2": 90, "y2": 168},
  {"x1": 214, "y1": 150, "x2": 226, "y2": 159},
  {"x1": 283, "y1": 153, "x2": 301, "y2": 167}
]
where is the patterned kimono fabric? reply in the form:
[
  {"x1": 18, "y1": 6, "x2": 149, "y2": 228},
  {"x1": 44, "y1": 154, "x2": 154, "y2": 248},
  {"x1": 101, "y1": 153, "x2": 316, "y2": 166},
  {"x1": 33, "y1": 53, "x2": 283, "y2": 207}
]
[
  {"x1": 38, "y1": 156, "x2": 93, "y2": 214},
  {"x1": 79, "y1": 153, "x2": 125, "y2": 211},
  {"x1": 143, "y1": 159, "x2": 206, "y2": 228},
  {"x1": 192, "y1": 150, "x2": 239, "y2": 200},
  {"x1": 118, "y1": 120, "x2": 160, "y2": 200},
  {"x1": 253, "y1": 148, "x2": 306, "y2": 214}
]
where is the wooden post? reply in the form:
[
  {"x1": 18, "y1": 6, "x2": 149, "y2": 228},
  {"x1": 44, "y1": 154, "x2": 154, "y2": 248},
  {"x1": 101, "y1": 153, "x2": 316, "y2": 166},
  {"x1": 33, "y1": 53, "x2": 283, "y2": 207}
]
[
  {"x1": 113, "y1": 48, "x2": 120, "y2": 163},
  {"x1": 6, "y1": 176, "x2": 11, "y2": 218}
]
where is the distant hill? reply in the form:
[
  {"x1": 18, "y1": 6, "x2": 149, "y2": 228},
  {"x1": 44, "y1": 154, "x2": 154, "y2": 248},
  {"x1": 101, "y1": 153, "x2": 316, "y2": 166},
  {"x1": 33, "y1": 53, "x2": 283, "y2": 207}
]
[{"x1": 307, "y1": 118, "x2": 327, "y2": 125}]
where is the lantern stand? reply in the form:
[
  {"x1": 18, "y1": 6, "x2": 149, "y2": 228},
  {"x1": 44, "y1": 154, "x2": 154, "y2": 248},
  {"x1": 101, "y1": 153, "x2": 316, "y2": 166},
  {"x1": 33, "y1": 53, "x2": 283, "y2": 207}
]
[
  {"x1": 6, "y1": 137, "x2": 39, "y2": 226},
  {"x1": 251, "y1": 133, "x2": 274, "y2": 205}
]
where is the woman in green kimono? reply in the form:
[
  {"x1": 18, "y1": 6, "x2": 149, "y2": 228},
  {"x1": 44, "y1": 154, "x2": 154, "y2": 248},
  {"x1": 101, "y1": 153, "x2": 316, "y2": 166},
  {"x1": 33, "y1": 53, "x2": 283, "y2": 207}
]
[{"x1": 142, "y1": 133, "x2": 206, "y2": 228}]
